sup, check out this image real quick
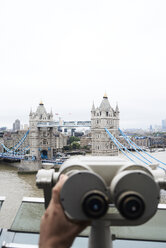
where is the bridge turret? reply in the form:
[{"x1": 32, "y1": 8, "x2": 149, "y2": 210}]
[
  {"x1": 115, "y1": 102, "x2": 120, "y2": 115},
  {"x1": 91, "y1": 94, "x2": 119, "y2": 156},
  {"x1": 91, "y1": 101, "x2": 95, "y2": 112},
  {"x1": 115, "y1": 102, "x2": 120, "y2": 129},
  {"x1": 28, "y1": 102, "x2": 67, "y2": 160},
  {"x1": 50, "y1": 108, "x2": 53, "y2": 118},
  {"x1": 29, "y1": 108, "x2": 33, "y2": 117},
  {"x1": 91, "y1": 102, "x2": 95, "y2": 118}
]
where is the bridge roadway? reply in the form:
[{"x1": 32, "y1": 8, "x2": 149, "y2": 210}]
[
  {"x1": 0, "y1": 153, "x2": 24, "y2": 160},
  {"x1": 37, "y1": 120, "x2": 91, "y2": 128}
]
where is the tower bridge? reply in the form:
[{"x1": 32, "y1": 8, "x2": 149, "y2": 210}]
[
  {"x1": 0, "y1": 95, "x2": 118, "y2": 160},
  {"x1": 0, "y1": 95, "x2": 166, "y2": 171}
]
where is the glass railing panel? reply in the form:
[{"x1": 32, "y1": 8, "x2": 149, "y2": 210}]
[
  {"x1": 111, "y1": 204, "x2": 166, "y2": 242},
  {"x1": 77, "y1": 204, "x2": 166, "y2": 242},
  {"x1": 13, "y1": 232, "x2": 39, "y2": 245},
  {"x1": 10, "y1": 198, "x2": 166, "y2": 242},
  {"x1": 10, "y1": 198, "x2": 45, "y2": 233}
]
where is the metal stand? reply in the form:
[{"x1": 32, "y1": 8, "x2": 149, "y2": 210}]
[{"x1": 88, "y1": 220, "x2": 112, "y2": 248}]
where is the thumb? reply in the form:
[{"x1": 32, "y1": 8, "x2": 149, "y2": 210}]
[{"x1": 52, "y1": 174, "x2": 68, "y2": 204}]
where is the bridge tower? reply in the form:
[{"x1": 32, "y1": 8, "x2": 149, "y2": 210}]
[
  {"x1": 29, "y1": 101, "x2": 55, "y2": 160},
  {"x1": 91, "y1": 94, "x2": 120, "y2": 156}
]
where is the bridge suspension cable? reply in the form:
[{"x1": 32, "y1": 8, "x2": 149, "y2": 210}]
[
  {"x1": 0, "y1": 143, "x2": 11, "y2": 153},
  {"x1": 118, "y1": 128, "x2": 153, "y2": 164},
  {"x1": 105, "y1": 128, "x2": 145, "y2": 164},
  {"x1": 118, "y1": 128, "x2": 166, "y2": 169},
  {"x1": 11, "y1": 130, "x2": 30, "y2": 152},
  {"x1": 15, "y1": 146, "x2": 30, "y2": 155},
  {"x1": 105, "y1": 128, "x2": 136, "y2": 163},
  {"x1": 105, "y1": 128, "x2": 166, "y2": 171},
  {"x1": 0, "y1": 130, "x2": 30, "y2": 157}
]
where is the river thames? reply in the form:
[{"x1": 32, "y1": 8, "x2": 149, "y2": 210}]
[
  {"x1": 0, "y1": 162, "x2": 43, "y2": 228},
  {"x1": 0, "y1": 151, "x2": 166, "y2": 228}
]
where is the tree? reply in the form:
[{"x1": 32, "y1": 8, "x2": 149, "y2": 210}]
[
  {"x1": 68, "y1": 136, "x2": 80, "y2": 144},
  {"x1": 71, "y1": 141, "x2": 80, "y2": 150}
]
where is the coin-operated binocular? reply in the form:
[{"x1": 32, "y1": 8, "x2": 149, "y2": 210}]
[{"x1": 36, "y1": 156, "x2": 166, "y2": 248}]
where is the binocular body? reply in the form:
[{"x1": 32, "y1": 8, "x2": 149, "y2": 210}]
[{"x1": 36, "y1": 156, "x2": 165, "y2": 226}]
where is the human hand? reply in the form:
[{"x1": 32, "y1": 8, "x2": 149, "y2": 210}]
[{"x1": 39, "y1": 174, "x2": 88, "y2": 248}]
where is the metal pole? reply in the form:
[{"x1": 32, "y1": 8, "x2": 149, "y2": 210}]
[{"x1": 88, "y1": 220, "x2": 112, "y2": 248}]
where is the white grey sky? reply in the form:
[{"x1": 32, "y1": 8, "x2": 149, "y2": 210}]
[{"x1": 0, "y1": 0, "x2": 166, "y2": 129}]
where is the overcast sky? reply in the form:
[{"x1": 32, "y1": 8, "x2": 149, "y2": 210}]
[{"x1": 0, "y1": 0, "x2": 166, "y2": 129}]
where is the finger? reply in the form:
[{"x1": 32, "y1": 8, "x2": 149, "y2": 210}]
[{"x1": 52, "y1": 174, "x2": 68, "y2": 204}]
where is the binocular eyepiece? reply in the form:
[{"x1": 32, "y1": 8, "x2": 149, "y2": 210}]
[
  {"x1": 83, "y1": 191, "x2": 145, "y2": 220},
  {"x1": 116, "y1": 192, "x2": 145, "y2": 220},
  {"x1": 82, "y1": 191, "x2": 109, "y2": 219}
]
